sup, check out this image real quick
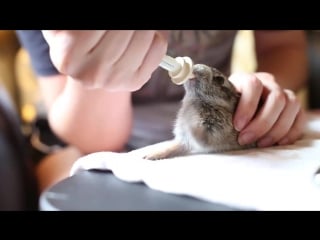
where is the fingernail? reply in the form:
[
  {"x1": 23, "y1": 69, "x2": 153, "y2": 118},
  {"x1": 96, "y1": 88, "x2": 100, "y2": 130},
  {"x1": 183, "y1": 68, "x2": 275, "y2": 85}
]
[
  {"x1": 235, "y1": 117, "x2": 247, "y2": 131},
  {"x1": 258, "y1": 137, "x2": 273, "y2": 148},
  {"x1": 278, "y1": 137, "x2": 289, "y2": 145},
  {"x1": 239, "y1": 132, "x2": 255, "y2": 145}
]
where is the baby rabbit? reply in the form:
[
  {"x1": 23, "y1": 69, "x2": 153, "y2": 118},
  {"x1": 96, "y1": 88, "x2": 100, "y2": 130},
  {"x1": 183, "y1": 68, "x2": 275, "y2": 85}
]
[{"x1": 144, "y1": 64, "x2": 255, "y2": 160}]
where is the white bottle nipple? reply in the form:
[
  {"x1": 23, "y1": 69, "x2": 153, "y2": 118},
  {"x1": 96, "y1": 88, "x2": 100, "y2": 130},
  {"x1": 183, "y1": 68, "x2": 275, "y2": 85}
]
[{"x1": 159, "y1": 55, "x2": 194, "y2": 85}]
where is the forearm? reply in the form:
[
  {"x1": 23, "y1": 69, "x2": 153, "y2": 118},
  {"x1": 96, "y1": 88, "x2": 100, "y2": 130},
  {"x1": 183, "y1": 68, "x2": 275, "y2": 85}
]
[
  {"x1": 41, "y1": 76, "x2": 132, "y2": 154},
  {"x1": 254, "y1": 31, "x2": 308, "y2": 92}
]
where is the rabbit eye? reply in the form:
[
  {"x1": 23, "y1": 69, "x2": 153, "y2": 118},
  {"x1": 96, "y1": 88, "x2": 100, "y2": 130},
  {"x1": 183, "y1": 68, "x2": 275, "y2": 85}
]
[{"x1": 214, "y1": 76, "x2": 224, "y2": 85}]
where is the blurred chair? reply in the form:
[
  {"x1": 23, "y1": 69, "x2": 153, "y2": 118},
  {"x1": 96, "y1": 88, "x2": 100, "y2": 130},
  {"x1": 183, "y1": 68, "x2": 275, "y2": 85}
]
[
  {"x1": 0, "y1": 30, "x2": 38, "y2": 210},
  {"x1": 0, "y1": 82, "x2": 38, "y2": 210}
]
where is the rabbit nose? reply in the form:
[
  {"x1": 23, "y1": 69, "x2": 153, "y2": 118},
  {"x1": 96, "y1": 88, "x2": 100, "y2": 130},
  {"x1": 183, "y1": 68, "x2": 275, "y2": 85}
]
[{"x1": 192, "y1": 64, "x2": 210, "y2": 78}]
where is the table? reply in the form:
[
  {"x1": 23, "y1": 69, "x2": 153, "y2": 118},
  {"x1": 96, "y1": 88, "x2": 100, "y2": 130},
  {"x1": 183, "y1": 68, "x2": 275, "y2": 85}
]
[
  {"x1": 39, "y1": 112, "x2": 320, "y2": 211},
  {"x1": 39, "y1": 169, "x2": 238, "y2": 211}
]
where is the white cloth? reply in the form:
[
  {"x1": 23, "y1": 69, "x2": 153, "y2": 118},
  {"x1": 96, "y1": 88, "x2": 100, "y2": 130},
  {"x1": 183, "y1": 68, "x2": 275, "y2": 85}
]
[{"x1": 70, "y1": 113, "x2": 320, "y2": 211}]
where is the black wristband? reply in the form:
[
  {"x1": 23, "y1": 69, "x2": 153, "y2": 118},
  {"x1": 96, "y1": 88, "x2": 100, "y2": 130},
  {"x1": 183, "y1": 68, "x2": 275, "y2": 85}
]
[{"x1": 28, "y1": 118, "x2": 67, "y2": 165}]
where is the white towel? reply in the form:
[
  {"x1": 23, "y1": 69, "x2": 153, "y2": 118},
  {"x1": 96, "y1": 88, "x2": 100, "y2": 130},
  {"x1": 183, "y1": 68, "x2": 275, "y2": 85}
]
[{"x1": 70, "y1": 113, "x2": 320, "y2": 211}]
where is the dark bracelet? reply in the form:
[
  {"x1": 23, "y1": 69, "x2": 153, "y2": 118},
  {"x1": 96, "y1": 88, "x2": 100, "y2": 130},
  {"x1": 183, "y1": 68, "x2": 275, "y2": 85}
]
[{"x1": 27, "y1": 118, "x2": 67, "y2": 165}]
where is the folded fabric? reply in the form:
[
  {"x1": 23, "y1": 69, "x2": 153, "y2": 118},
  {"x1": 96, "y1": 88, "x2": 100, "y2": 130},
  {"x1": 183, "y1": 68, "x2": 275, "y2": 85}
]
[{"x1": 70, "y1": 113, "x2": 320, "y2": 211}]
